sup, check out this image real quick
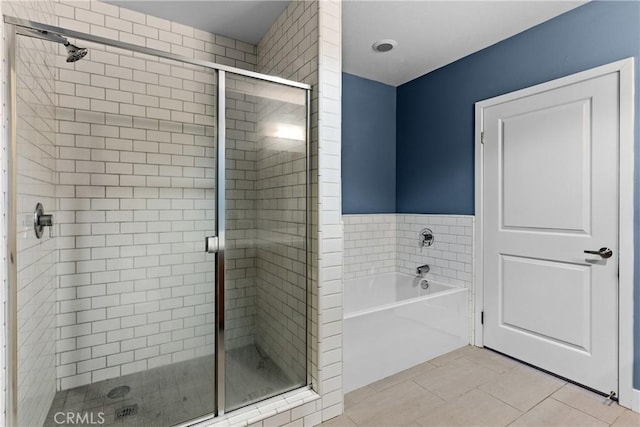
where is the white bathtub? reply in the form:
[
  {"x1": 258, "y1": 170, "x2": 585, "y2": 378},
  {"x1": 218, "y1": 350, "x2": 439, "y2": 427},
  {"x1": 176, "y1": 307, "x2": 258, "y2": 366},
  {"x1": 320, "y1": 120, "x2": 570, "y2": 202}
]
[{"x1": 343, "y1": 272, "x2": 469, "y2": 393}]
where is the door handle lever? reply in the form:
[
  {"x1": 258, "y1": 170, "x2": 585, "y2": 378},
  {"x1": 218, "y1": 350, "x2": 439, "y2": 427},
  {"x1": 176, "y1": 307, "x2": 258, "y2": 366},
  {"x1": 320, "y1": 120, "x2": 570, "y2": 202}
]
[{"x1": 584, "y1": 247, "x2": 613, "y2": 259}]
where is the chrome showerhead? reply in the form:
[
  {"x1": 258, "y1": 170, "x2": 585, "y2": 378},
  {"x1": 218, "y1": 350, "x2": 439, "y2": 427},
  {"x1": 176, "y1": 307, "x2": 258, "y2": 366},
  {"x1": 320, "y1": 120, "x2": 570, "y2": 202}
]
[
  {"x1": 64, "y1": 41, "x2": 88, "y2": 63},
  {"x1": 22, "y1": 28, "x2": 89, "y2": 63}
]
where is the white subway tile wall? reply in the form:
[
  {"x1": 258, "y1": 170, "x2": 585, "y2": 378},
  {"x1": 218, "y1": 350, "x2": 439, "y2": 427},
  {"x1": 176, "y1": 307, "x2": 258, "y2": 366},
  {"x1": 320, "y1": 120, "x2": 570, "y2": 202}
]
[
  {"x1": 256, "y1": 0, "x2": 319, "y2": 391},
  {"x1": 343, "y1": 215, "x2": 397, "y2": 279},
  {"x1": 1, "y1": 1, "x2": 61, "y2": 425},
  {"x1": 253, "y1": 80, "x2": 308, "y2": 385},
  {"x1": 224, "y1": 78, "x2": 259, "y2": 353},
  {"x1": 49, "y1": 0, "x2": 260, "y2": 389},
  {"x1": 54, "y1": 57, "x2": 219, "y2": 390},
  {"x1": 12, "y1": 3, "x2": 59, "y2": 425},
  {"x1": 316, "y1": 0, "x2": 344, "y2": 421},
  {"x1": 247, "y1": 0, "x2": 345, "y2": 426},
  {"x1": 344, "y1": 214, "x2": 474, "y2": 288},
  {"x1": 396, "y1": 214, "x2": 474, "y2": 288}
]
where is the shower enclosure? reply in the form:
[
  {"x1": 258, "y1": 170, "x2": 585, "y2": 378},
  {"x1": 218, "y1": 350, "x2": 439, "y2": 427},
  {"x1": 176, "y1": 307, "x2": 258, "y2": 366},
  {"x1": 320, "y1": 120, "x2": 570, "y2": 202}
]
[{"x1": 4, "y1": 16, "x2": 310, "y2": 427}]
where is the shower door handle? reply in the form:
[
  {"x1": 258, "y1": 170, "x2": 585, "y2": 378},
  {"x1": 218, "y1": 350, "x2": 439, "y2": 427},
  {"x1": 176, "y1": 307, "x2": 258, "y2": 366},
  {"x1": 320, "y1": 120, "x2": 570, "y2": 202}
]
[{"x1": 205, "y1": 236, "x2": 220, "y2": 253}]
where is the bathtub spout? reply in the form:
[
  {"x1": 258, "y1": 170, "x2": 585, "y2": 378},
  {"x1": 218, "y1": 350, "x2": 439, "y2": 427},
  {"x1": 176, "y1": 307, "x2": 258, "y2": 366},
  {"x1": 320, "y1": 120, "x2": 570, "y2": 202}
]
[{"x1": 416, "y1": 264, "x2": 430, "y2": 275}]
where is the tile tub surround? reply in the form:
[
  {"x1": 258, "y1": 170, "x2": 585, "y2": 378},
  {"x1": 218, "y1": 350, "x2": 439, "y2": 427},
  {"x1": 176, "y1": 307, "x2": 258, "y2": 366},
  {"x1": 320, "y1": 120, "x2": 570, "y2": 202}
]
[
  {"x1": 343, "y1": 214, "x2": 474, "y2": 289},
  {"x1": 343, "y1": 214, "x2": 397, "y2": 279},
  {"x1": 397, "y1": 214, "x2": 473, "y2": 288}
]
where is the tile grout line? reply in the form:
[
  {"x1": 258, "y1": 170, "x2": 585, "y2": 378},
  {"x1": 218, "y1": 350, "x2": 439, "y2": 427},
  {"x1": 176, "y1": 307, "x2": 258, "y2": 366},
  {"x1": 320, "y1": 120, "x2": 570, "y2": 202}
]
[{"x1": 547, "y1": 395, "x2": 621, "y2": 426}]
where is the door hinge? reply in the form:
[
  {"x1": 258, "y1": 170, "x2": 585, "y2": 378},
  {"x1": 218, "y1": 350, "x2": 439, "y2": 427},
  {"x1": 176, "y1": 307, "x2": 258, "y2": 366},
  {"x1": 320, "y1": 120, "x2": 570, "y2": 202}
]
[
  {"x1": 481, "y1": 131, "x2": 485, "y2": 144},
  {"x1": 481, "y1": 311, "x2": 484, "y2": 325}
]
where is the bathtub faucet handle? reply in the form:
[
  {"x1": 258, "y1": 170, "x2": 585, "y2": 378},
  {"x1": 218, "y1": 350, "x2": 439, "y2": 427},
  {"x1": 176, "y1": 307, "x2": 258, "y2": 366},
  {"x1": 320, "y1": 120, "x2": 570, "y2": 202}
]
[{"x1": 416, "y1": 264, "x2": 430, "y2": 275}]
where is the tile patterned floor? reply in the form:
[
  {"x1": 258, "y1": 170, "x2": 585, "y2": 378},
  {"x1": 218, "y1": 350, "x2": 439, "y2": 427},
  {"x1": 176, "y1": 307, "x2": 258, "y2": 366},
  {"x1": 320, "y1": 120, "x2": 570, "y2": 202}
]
[
  {"x1": 43, "y1": 345, "x2": 293, "y2": 426},
  {"x1": 323, "y1": 346, "x2": 640, "y2": 427}
]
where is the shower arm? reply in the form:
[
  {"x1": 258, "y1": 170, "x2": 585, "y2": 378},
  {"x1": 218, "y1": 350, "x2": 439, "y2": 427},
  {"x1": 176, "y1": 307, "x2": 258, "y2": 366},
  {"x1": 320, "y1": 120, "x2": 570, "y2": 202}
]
[
  {"x1": 15, "y1": 27, "x2": 67, "y2": 44},
  {"x1": 15, "y1": 26, "x2": 88, "y2": 63}
]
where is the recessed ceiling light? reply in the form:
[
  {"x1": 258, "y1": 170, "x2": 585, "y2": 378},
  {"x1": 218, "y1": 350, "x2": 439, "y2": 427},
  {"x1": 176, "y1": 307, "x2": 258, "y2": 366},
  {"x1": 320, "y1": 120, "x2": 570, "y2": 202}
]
[{"x1": 372, "y1": 39, "x2": 397, "y2": 53}]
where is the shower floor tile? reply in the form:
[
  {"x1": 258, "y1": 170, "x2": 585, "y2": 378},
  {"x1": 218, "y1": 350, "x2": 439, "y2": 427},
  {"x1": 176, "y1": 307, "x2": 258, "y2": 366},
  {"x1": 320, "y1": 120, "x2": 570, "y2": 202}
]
[
  {"x1": 225, "y1": 345, "x2": 296, "y2": 411},
  {"x1": 43, "y1": 345, "x2": 292, "y2": 427}
]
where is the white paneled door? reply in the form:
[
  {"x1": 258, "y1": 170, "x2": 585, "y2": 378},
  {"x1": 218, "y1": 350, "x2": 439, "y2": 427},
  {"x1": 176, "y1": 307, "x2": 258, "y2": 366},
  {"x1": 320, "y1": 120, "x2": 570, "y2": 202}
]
[{"x1": 482, "y1": 71, "x2": 620, "y2": 395}]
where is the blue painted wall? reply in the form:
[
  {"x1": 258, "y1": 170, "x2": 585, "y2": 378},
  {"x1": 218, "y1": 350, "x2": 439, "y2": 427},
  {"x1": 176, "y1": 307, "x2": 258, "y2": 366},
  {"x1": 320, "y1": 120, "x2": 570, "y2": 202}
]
[
  {"x1": 395, "y1": 1, "x2": 640, "y2": 388},
  {"x1": 342, "y1": 73, "x2": 396, "y2": 213}
]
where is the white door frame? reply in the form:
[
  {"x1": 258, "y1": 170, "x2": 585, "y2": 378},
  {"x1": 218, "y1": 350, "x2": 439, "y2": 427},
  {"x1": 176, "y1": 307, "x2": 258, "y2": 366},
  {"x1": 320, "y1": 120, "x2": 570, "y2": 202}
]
[{"x1": 473, "y1": 57, "x2": 636, "y2": 410}]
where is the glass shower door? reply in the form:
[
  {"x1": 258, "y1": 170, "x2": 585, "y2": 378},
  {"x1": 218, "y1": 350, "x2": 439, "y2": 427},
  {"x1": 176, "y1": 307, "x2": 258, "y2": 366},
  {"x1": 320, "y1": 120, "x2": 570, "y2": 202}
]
[
  {"x1": 223, "y1": 74, "x2": 308, "y2": 411},
  {"x1": 13, "y1": 30, "x2": 219, "y2": 426},
  {"x1": 10, "y1": 18, "x2": 311, "y2": 425}
]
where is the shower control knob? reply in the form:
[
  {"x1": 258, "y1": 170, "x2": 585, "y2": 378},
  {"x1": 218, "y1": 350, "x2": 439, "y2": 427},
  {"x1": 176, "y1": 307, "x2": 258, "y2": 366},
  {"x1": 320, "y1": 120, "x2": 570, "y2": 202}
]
[
  {"x1": 38, "y1": 214, "x2": 53, "y2": 227},
  {"x1": 584, "y1": 247, "x2": 613, "y2": 259},
  {"x1": 34, "y1": 203, "x2": 54, "y2": 239},
  {"x1": 418, "y1": 228, "x2": 435, "y2": 248}
]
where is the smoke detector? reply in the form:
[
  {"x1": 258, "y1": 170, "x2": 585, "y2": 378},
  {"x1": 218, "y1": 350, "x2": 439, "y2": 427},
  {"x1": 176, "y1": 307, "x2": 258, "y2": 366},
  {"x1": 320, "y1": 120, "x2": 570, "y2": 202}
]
[{"x1": 372, "y1": 39, "x2": 397, "y2": 53}]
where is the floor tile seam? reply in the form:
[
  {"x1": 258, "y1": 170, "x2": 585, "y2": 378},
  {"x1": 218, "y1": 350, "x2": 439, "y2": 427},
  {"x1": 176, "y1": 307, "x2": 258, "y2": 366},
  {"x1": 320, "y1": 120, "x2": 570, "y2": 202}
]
[
  {"x1": 506, "y1": 396, "x2": 609, "y2": 427},
  {"x1": 610, "y1": 410, "x2": 640, "y2": 426},
  {"x1": 428, "y1": 352, "x2": 467, "y2": 368},
  {"x1": 456, "y1": 356, "x2": 486, "y2": 372},
  {"x1": 548, "y1": 395, "x2": 621, "y2": 425},
  {"x1": 346, "y1": 382, "x2": 447, "y2": 427},
  {"x1": 412, "y1": 380, "x2": 465, "y2": 404},
  {"x1": 479, "y1": 372, "x2": 566, "y2": 412},
  {"x1": 532, "y1": 381, "x2": 568, "y2": 407},
  {"x1": 608, "y1": 410, "x2": 631, "y2": 426},
  {"x1": 370, "y1": 375, "x2": 428, "y2": 394},
  {"x1": 412, "y1": 388, "x2": 523, "y2": 427},
  {"x1": 411, "y1": 378, "x2": 437, "y2": 395},
  {"x1": 504, "y1": 396, "x2": 550, "y2": 427},
  {"x1": 547, "y1": 398, "x2": 617, "y2": 427},
  {"x1": 344, "y1": 413, "x2": 359, "y2": 427},
  {"x1": 470, "y1": 385, "x2": 525, "y2": 416}
]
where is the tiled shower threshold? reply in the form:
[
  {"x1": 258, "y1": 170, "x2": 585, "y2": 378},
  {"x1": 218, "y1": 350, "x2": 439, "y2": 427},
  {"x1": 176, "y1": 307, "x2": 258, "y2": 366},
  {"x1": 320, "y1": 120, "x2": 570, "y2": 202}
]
[
  {"x1": 197, "y1": 388, "x2": 320, "y2": 427},
  {"x1": 44, "y1": 345, "x2": 309, "y2": 426}
]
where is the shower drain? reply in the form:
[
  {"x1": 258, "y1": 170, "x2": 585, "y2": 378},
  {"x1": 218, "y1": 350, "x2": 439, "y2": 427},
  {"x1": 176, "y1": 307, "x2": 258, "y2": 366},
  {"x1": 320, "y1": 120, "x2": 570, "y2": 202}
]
[
  {"x1": 107, "y1": 385, "x2": 131, "y2": 399},
  {"x1": 115, "y1": 404, "x2": 138, "y2": 419}
]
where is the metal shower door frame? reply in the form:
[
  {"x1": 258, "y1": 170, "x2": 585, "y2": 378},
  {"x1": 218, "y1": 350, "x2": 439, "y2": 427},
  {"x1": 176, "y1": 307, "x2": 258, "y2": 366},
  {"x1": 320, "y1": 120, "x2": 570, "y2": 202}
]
[
  {"x1": 3, "y1": 17, "x2": 312, "y2": 426},
  {"x1": 3, "y1": 21, "x2": 19, "y2": 427}
]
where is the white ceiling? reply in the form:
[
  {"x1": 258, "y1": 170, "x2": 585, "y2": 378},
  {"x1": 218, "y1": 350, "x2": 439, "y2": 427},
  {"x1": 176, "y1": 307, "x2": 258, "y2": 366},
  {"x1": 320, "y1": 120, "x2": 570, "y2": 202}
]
[
  {"x1": 343, "y1": 1, "x2": 587, "y2": 86},
  {"x1": 104, "y1": 1, "x2": 289, "y2": 44},
  {"x1": 105, "y1": 1, "x2": 587, "y2": 86}
]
